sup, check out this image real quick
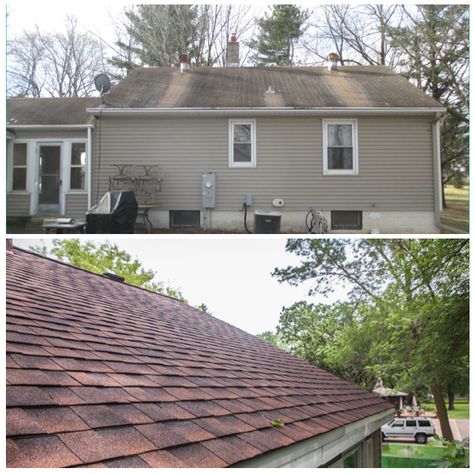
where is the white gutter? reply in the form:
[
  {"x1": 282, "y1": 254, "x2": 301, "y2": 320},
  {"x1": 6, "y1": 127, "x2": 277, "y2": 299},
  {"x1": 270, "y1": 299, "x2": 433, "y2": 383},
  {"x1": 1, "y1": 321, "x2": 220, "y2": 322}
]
[
  {"x1": 7, "y1": 124, "x2": 92, "y2": 129},
  {"x1": 86, "y1": 125, "x2": 93, "y2": 209},
  {"x1": 86, "y1": 107, "x2": 446, "y2": 116},
  {"x1": 235, "y1": 408, "x2": 394, "y2": 468}
]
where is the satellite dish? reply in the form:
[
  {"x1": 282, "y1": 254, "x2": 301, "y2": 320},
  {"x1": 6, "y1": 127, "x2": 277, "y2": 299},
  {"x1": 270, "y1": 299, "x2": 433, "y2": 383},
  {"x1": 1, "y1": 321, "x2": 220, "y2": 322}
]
[{"x1": 94, "y1": 74, "x2": 111, "y2": 95}]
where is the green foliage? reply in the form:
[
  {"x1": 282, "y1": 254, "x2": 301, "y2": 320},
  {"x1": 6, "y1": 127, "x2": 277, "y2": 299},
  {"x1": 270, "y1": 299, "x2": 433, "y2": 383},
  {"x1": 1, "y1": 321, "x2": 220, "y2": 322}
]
[
  {"x1": 389, "y1": 5, "x2": 469, "y2": 189},
  {"x1": 195, "y1": 303, "x2": 211, "y2": 315},
  {"x1": 271, "y1": 418, "x2": 285, "y2": 428},
  {"x1": 434, "y1": 435, "x2": 469, "y2": 468},
  {"x1": 110, "y1": 5, "x2": 199, "y2": 71},
  {"x1": 31, "y1": 239, "x2": 187, "y2": 301},
  {"x1": 273, "y1": 239, "x2": 469, "y2": 439},
  {"x1": 249, "y1": 5, "x2": 308, "y2": 66}
]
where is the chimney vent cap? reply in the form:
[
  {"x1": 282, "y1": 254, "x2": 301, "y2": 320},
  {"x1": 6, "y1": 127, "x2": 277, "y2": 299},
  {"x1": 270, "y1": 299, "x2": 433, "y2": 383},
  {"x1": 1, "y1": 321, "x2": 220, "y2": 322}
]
[{"x1": 327, "y1": 52, "x2": 340, "y2": 71}]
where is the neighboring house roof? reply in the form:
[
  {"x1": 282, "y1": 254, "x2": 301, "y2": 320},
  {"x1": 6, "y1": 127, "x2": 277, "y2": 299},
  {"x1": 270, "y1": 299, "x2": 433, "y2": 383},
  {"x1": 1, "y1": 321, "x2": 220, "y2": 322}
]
[
  {"x1": 373, "y1": 379, "x2": 407, "y2": 398},
  {"x1": 100, "y1": 66, "x2": 442, "y2": 109},
  {"x1": 6, "y1": 97, "x2": 100, "y2": 126},
  {"x1": 6, "y1": 247, "x2": 392, "y2": 468}
]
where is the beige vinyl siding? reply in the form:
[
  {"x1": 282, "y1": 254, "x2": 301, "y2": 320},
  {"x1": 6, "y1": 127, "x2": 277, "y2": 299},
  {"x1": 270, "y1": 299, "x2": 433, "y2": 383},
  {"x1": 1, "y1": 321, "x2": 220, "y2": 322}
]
[
  {"x1": 7, "y1": 193, "x2": 31, "y2": 216},
  {"x1": 65, "y1": 194, "x2": 88, "y2": 219},
  {"x1": 92, "y1": 115, "x2": 434, "y2": 212},
  {"x1": 12, "y1": 130, "x2": 88, "y2": 140}
]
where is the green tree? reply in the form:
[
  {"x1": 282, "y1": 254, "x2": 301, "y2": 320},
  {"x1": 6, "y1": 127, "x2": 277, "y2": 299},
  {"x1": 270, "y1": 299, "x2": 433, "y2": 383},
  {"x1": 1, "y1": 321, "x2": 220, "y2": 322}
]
[
  {"x1": 273, "y1": 239, "x2": 469, "y2": 441},
  {"x1": 31, "y1": 239, "x2": 186, "y2": 301},
  {"x1": 389, "y1": 5, "x2": 469, "y2": 203},
  {"x1": 250, "y1": 5, "x2": 308, "y2": 66}
]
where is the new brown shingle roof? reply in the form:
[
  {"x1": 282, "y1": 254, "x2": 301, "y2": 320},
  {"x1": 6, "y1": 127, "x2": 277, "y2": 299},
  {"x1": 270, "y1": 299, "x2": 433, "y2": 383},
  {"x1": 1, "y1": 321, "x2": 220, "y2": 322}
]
[
  {"x1": 103, "y1": 65, "x2": 442, "y2": 109},
  {"x1": 6, "y1": 247, "x2": 392, "y2": 468}
]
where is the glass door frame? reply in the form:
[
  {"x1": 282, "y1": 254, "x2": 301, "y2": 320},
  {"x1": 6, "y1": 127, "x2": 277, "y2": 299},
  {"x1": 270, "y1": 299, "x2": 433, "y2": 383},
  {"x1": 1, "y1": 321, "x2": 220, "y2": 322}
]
[{"x1": 36, "y1": 142, "x2": 63, "y2": 214}]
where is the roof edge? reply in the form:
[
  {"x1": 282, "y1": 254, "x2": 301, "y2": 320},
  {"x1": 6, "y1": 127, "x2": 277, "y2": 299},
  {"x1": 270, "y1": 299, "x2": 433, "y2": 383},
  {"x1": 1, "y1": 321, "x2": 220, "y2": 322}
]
[
  {"x1": 7, "y1": 124, "x2": 93, "y2": 129},
  {"x1": 86, "y1": 106, "x2": 446, "y2": 116},
  {"x1": 233, "y1": 408, "x2": 394, "y2": 468}
]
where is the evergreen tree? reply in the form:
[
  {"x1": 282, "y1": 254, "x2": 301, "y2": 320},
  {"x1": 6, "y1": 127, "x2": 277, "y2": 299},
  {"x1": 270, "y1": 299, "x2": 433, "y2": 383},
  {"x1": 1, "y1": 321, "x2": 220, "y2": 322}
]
[
  {"x1": 250, "y1": 5, "x2": 308, "y2": 66},
  {"x1": 389, "y1": 5, "x2": 469, "y2": 201}
]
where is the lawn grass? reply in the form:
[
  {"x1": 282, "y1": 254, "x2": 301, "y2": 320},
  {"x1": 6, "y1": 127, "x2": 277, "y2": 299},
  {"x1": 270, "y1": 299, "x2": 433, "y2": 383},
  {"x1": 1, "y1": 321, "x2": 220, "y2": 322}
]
[
  {"x1": 382, "y1": 442, "x2": 469, "y2": 468},
  {"x1": 421, "y1": 399, "x2": 469, "y2": 420},
  {"x1": 441, "y1": 185, "x2": 469, "y2": 233}
]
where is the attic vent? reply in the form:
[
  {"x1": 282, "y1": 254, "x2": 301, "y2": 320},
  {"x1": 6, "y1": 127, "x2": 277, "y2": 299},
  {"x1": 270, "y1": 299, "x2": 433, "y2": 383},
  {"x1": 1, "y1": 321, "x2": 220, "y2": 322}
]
[{"x1": 103, "y1": 272, "x2": 125, "y2": 283}]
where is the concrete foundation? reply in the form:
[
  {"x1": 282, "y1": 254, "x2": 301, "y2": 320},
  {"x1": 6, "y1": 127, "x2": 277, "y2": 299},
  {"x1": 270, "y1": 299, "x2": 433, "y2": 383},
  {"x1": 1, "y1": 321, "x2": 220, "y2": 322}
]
[{"x1": 147, "y1": 209, "x2": 439, "y2": 234}]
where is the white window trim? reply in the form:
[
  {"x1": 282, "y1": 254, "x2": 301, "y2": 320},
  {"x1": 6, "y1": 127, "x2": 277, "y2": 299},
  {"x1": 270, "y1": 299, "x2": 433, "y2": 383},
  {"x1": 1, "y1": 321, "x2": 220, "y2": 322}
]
[
  {"x1": 229, "y1": 118, "x2": 256, "y2": 168},
  {"x1": 323, "y1": 118, "x2": 358, "y2": 175},
  {"x1": 11, "y1": 142, "x2": 28, "y2": 192},
  {"x1": 69, "y1": 141, "x2": 88, "y2": 192}
]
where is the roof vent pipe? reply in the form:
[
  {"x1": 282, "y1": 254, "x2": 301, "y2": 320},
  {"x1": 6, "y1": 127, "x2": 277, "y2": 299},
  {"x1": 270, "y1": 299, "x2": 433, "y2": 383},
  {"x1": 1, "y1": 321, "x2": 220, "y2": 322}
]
[
  {"x1": 103, "y1": 272, "x2": 125, "y2": 283},
  {"x1": 179, "y1": 54, "x2": 190, "y2": 73},
  {"x1": 327, "y1": 52, "x2": 340, "y2": 71}
]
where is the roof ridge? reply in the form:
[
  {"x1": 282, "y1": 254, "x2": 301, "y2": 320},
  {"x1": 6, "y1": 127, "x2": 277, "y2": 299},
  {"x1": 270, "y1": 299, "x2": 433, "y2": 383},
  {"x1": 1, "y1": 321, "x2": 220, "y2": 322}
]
[{"x1": 10, "y1": 246, "x2": 185, "y2": 305}]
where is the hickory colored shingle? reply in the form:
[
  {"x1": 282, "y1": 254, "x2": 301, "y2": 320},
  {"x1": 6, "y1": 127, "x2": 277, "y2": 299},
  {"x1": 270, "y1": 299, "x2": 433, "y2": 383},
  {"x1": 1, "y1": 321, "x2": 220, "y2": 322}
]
[
  {"x1": 7, "y1": 407, "x2": 89, "y2": 436},
  {"x1": 203, "y1": 435, "x2": 264, "y2": 465},
  {"x1": 71, "y1": 404, "x2": 153, "y2": 428},
  {"x1": 59, "y1": 426, "x2": 156, "y2": 464},
  {"x1": 136, "y1": 420, "x2": 215, "y2": 449},
  {"x1": 134, "y1": 402, "x2": 195, "y2": 422},
  {"x1": 6, "y1": 247, "x2": 393, "y2": 468},
  {"x1": 163, "y1": 443, "x2": 227, "y2": 467},
  {"x1": 6, "y1": 436, "x2": 81, "y2": 468}
]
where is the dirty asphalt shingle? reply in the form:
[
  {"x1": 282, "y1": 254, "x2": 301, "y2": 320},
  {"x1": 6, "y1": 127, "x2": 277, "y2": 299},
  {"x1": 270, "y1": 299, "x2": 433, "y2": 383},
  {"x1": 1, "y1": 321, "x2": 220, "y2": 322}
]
[
  {"x1": 6, "y1": 66, "x2": 441, "y2": 127},
  {"x1": 6, "y1": 247, "x2": 392, "y2": 467}
]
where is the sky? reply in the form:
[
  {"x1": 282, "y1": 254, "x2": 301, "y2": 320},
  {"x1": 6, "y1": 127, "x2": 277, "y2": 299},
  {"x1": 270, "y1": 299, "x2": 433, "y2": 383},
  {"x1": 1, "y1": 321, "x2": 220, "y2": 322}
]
[{"x1": 12, "y1": 237, "x2": 348, "y2": 335}]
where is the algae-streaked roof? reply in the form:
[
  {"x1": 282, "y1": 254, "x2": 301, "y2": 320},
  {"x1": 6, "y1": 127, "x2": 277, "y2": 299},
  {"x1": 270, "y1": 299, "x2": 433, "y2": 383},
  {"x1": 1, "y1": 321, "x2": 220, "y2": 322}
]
[
  {"x1": 6, "y1": 66, "x2": 442, "y2": 127},
  {"x1": 6, "y1": 247, "x2": 392, "y2": 467},
  {"x1": 102, "y1": 65, "x2": 442, "y2": 109}
]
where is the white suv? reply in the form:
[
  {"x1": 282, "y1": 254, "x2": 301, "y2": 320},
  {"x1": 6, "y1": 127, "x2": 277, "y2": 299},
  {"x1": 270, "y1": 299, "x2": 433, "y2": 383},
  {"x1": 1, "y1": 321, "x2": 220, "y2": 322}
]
[{"x1": 381, "y1": 417, "x2": 435, "y2": 444}]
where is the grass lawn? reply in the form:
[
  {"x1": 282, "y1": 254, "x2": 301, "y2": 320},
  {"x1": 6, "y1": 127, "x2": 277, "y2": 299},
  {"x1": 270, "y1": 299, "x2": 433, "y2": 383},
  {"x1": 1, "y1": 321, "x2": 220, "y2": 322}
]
[
  {"x1": 421, "y1": 399, "x2": 469, "y2": 420},
  {"x1": 382, "y1": 442, "x2": 469, "y2": 468},
  {"x1": 441, "y1": 185, "x2": 469, "y2": 233}
]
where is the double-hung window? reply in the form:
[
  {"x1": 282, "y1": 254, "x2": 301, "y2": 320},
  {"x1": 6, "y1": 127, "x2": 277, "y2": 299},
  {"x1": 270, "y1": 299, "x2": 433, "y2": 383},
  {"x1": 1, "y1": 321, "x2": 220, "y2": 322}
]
[
  {"x1": 229, "y1": 119, "x2": 256, "y2": 167},
  {"x1": 70, "y1": 143, "x2": 86, "y2": 190},
  {"x1": 12, "y1": 143, "x2": 27, "y2": 190},
  {"x1": 323, "y1": 119, "x2": 358, "y2": 175}
]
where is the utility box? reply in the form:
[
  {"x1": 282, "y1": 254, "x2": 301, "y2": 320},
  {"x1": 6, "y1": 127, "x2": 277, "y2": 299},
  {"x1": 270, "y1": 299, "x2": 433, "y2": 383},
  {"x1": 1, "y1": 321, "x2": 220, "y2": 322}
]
[
  {"x1": 254, "y1": 210, "x2": 281, "y2": 234},
  {"x1": 202, "y1": 173, "x2": 216, "y2": 208}
]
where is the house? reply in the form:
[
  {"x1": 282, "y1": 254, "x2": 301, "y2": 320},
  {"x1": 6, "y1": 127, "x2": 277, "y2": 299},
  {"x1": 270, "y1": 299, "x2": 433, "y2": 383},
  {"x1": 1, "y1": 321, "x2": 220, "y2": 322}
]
[
  {"x1": 6, "y1": 39, "x2": 445, "y2": 233},
  {"x1": 6, "y1": 243, "x2": 394, "y2": 468},
  {"x1": 373, "y1": 378, "x2": 409, "y2": 412}
]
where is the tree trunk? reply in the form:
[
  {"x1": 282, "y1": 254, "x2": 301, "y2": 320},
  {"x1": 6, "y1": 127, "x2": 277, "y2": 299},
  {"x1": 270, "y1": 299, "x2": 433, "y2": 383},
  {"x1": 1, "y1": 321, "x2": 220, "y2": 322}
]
[
  {"x1": 431, "y1": 382, "x2": 454, "y2": 441},
  {"x1": 441, "y1": 182, "x2": 446, "y2": 208},
  {"x1": 447, "y1": 385, "x2": 455, "y2": 411}
]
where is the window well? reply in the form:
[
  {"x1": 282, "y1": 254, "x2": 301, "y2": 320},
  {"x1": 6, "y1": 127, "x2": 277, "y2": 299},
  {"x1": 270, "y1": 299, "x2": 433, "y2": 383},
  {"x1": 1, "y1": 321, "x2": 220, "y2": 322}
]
[
  {"x1": 331, "y1": 211, "x2": 362, "y2": 230},
  {"x1": 169, "y1": 210, "x2": 200, "y2": 228}
]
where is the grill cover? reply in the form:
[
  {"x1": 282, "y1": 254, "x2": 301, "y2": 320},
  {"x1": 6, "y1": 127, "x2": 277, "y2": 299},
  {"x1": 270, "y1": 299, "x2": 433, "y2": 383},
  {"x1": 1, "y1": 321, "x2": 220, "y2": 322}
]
[{"x1": 86, "y1": 191, "x2": 138, "y2": 234}]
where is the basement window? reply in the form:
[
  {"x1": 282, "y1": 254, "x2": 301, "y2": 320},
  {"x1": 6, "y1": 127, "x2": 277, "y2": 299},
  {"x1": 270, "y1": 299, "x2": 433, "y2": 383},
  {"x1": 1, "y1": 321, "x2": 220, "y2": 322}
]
[
  {"x1": 331, "y1": 211, "x2": 363, "y2": 230},
  {"x1": 169, "y1": 210, "x2": 200, "y2": 228},
  {"x1": 323, "y1": 119, "x2": 358, "y2": 175},
  {"x1": 12, "y1": 143, "x2": 27, "y2": 190},
  {"x1": 229, "y1": 119, "x2": 256, "y2": 168}
]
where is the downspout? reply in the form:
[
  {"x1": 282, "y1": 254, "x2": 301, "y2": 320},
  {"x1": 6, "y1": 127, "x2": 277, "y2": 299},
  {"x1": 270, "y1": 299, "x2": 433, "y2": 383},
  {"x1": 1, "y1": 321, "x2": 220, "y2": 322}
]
[
  {"x1": 432, "y1": 113, "x2": 443, "y2": 228},
  {"x1": 87, "y1": 124, "x2": 93, "y2": 209}
]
